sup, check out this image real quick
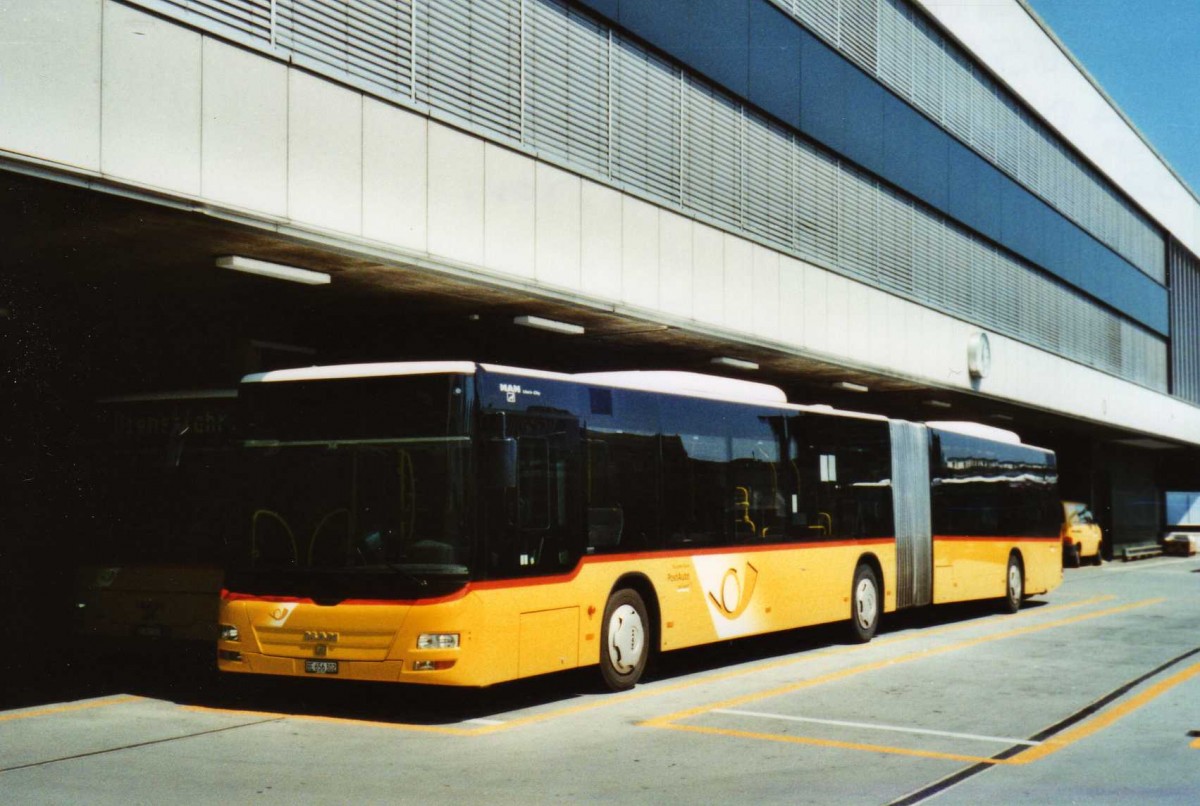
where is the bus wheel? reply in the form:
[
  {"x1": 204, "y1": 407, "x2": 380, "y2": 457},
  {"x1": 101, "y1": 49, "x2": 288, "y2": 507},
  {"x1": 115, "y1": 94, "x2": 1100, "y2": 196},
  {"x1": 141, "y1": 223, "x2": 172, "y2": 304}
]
[
  {"x1": 849, "y1": 565, "x2": 880, "y2": 643},
  {"x1": 600, "y1": 588, "x2": 649, "y2": 691},
  {"x1": 1002, "y1": 555, "x2": 1024, "y2": 613}
]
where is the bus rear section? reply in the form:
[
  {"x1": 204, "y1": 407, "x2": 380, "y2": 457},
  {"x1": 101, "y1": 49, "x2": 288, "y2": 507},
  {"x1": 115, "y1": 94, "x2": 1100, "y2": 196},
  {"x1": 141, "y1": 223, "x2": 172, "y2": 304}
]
[{"x1": 75, "y1": 392, "x2": 237, "y2": 651}]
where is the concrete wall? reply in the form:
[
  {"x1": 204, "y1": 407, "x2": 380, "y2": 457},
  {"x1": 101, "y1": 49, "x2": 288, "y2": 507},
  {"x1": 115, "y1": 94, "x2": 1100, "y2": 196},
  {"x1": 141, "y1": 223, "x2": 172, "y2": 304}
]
[{"x1": 3, "y1": 0, "x2": 1200, "y2": 446}]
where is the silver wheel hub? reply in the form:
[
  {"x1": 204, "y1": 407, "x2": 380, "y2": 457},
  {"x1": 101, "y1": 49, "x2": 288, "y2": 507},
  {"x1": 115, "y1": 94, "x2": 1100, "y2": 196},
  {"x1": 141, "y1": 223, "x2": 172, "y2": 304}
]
[
  {"x1": 1008, "y1": 564, "x2": 1022, "y2": 600},
  {"x1": 607, "y1": 603, "x2": 645, "y2": 674},
  {"x1": 855, "y1": 578, "x2": 877, "y2": 629}
]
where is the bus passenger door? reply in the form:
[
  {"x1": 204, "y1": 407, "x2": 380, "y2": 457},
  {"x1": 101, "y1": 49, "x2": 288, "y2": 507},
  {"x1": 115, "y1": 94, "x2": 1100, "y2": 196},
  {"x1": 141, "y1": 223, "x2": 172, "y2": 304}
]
[{"x1": 484, "y1": 414, "x2": 583, "y2": 577}]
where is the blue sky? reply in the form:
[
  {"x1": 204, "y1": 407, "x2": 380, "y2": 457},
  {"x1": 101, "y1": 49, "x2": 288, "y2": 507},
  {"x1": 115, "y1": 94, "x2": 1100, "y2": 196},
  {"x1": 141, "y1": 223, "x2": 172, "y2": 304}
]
[{"x1": 1027, "y1": 0, "x2": 1200, "y2": 198}]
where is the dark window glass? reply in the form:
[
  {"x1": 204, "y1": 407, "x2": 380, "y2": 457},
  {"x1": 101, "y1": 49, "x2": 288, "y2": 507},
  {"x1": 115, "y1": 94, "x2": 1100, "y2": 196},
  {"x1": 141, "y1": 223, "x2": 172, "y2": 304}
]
[
  {"x1": 486, "y1": 414, "x2": 584, "y2": 576},
  {"x1": 786, "y1": 414, "x2": 893, "y2": 540},
  {"x1": 659, "y1": 398, "x2": 790, "y2": 547},
  {"x1": 581, "y1": 388, "x2": 661, "y2": 553},
  {"x1": 242, "y1": 374, "x2": 470, "y2": 443},
  {"x1": 730, "y1": 411, "x2": 790, "y2": 543},
  {"x1": 584, "y1": 431, "x2": 660, "y2": 553},
  {"x1": 930, "y1": 430, "x2": 1059, "y2": 538},
  {"x1": 518, "y1": 437, "x2": 551, "y2": 530}
]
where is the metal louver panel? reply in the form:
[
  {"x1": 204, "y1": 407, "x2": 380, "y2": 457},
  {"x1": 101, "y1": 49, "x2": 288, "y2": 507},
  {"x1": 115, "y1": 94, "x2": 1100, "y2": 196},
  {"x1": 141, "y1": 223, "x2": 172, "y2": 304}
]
[
  {"x1": 682, "y1": 79, "x2": 742, "y2": 227},
  {"x1": 875, "y1": 184, "x2": 913, "y2": 295},
  {"x1": 795, "y1": 141, "x2": 839, "y2": 265},
  {"x1": 743, "y1": 117, "x2": 794, "y2": 245},
  {"x1": 1170, "y1": 244, "x2": 1200, "y2": 404},
  {"x1": 153, "y1": 0, "x2": 272, "y2": 43},
  {"x1": 876, "y1": 0, "x2": 911, "y2": 99},
  {"x1": 611, "y1": 37, "x2": 681, "y2": 204},
  {"x1": 909, "y1": 10, "x2": 942, "y2": 118},
  {"x1": 416, "y1": 0, "x2": 521, "y2": 141},
  {"x1": 277, "y1": 1, "x2": 413, "y2": 97},
  {"x1": 523, "y1": 0, "x2": 608, "y2": 173},
  {"x1": 794, "y1": 0, "x2": 840, "y2": 45},
  {"x1": 910, "y1": 207, "x2": 944, "y2": 305},
  {"x1": 838, "y1": 0, "x2": 878, "y2": 73},
  {"x1": 940, "y1": 224, "x2": 974, "y2": 317},
  {"x1": 769, "y1": 0, "x2": 1167, "y2": 282},
  {"x1": 123, "y1": 0, "x2": 1171, "y2": 394},
  {"x1": 837, "y1": 164, "x2": 879, "y2": 283}
]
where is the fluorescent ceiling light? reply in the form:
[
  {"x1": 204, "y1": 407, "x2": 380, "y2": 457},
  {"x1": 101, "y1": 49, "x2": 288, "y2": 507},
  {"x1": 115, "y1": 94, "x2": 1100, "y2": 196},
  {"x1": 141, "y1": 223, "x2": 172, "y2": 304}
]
[
  {"x1": 513, "y1": 315, "x2": 584, "y2": 335},
  {"x1": 710, "y1": 357, "x2": 759, "y2": 371},
  {"x1": 923, "y1": 399, "x2": 952, "y2": 409},
  {"x1": 832, "y1": 381, "x2": 869, "y2": 393},
  {"x1": 216, "y1": 255, "x2": 330, "y2": 285}
]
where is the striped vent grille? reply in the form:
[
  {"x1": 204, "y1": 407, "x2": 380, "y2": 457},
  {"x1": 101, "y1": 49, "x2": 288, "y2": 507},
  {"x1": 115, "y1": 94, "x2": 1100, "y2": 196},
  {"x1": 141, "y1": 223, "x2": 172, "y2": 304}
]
[
  {"x1": 126, "y1": 0, "x2": 1169, "y2": 393},
  {"x1": 1170, "y1": 244, "x2": 1200, "y2": 405},
  {"x1": 777, "y1": 0, "x2": 1165, "y2": 283}
]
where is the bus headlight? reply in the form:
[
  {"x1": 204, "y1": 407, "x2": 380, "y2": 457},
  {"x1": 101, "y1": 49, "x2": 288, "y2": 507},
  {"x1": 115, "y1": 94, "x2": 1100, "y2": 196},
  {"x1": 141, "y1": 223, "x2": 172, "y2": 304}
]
[
  {"x1": 417, "y1": 633, "x2": 459, "y2": 650},
  {"x1": 219, "y1": 624, "x2": 240, "y2": 642}
]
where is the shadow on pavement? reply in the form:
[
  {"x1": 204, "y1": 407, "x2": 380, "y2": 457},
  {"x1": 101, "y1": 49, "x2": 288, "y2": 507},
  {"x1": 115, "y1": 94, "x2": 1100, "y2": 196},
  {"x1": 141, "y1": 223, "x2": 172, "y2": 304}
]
[{"x1": 1, "y1": 597, "x2": 1042, "y2": 723}]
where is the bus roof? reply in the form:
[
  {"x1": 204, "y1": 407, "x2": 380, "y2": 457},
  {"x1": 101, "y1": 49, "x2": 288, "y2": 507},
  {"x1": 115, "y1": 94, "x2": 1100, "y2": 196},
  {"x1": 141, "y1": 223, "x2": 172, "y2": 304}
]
[
  {"x1": 240, "y1": 361, "x2": 895, "y2": 420},
  {"x1": 572, "y1": 369, "x2": 787, "y2": 405},
  {"x1": 242, "y1": 363, "x2": 1055, "y2": 436},
  {"x1": 242, "y1": 361, "x2": 479, "y2": 383}
]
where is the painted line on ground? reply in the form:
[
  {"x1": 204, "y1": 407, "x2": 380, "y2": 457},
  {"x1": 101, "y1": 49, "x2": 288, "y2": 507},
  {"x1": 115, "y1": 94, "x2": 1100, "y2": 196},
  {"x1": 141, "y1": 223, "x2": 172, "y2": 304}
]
[
  {"x1": 642, "y1": 598, "x2": 1162, "y2": 731},
  {"x1": 0, "y1": 717, "x2": 283, "y2": 774},
  {"x1": 891, "y1": 647, "x2": 1200, "y2": 804},
  {"x1": 182, "y1": 705, "x2": 484, "y2": 736},
  {"x1": 181, "y1": 594, "x2": 1117, "y2": 737},
  {"x1": 1010, "y1": 659, "x2": 1200, "y2": 764},
  {"x1": 0, "y1": 696, "x2": 141, "y2": 723},
  {"x1": 713, "y1": 709, "x2": 1041, "y2": 746},
  {"x1": 1081, "y1": 557, "x2": 1199, "y2": 576},
  {"x1": 659, "y1": 722, "x2": 1003, "y2": 764}
]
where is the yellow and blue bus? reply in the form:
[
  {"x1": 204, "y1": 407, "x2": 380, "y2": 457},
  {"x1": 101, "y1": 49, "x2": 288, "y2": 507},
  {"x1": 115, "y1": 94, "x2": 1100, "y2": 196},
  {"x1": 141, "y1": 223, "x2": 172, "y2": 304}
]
[{"x1": 217, "y1": 362, "x2": 1061, "y2": 690}]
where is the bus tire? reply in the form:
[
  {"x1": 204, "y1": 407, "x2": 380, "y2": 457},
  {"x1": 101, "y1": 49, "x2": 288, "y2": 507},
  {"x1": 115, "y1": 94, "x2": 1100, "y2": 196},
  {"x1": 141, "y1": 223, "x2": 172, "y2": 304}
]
[
  {"x1": 849, "y1": 564, "x2": 880, "y2": 643},
  {"x1": 1002, "y1": 554, "x2": 1024, "y2": 613},
  {"x1": 600, "y1": 588, "x2": 649, "y2": 692}
]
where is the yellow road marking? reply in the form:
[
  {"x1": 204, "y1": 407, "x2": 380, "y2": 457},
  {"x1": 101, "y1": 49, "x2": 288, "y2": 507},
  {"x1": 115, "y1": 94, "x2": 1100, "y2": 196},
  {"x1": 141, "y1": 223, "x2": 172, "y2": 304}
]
[
  {"x1": 484, "y1": 595, "x2": 1118, "y2": 735},
  {"x1": 183, "y1": 705, "x2": 480, "y2": 736},
  {"x1": 648, "y1": 599, "x2": 1197, "y2": 768},
  {"x1": 657, "y1": 722, "x2": 1010, "y2": 765},
  {"x1": 183, "y1": 594, "x2": 1118, "y2": 737},
  {"x1": 1010, "y1": 660, "x2": 1200, "y2": 764},
  {"x1": 642, "y1": 598, "x2": 1163, "y2": 729},
  {"x1": 0, "y1": 696, "x2": 142, "y2": 723}
]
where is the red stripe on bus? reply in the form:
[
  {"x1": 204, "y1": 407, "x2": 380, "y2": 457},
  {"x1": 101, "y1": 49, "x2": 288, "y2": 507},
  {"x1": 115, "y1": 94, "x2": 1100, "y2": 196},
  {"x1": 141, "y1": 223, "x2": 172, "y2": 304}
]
[
  {"x1": 220, "y1": 536, "x2": 897, "y2": 606},
  {"x1": 933, "y1": 534, "x2": 1060, "y2": 542}
]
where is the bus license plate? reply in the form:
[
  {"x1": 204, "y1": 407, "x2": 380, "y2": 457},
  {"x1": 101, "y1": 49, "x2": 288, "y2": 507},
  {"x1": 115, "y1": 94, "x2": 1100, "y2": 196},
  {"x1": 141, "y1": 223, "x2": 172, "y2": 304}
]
[{"x1": 304, "y1": 660, "x2": 338, "y2": 675}]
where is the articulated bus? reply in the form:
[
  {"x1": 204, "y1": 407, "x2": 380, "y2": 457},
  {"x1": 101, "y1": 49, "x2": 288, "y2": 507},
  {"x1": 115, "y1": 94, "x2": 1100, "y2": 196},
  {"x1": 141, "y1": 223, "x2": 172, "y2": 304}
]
[{"x1": 217, "y1": 362, "x2": 1061, "y2": 690}]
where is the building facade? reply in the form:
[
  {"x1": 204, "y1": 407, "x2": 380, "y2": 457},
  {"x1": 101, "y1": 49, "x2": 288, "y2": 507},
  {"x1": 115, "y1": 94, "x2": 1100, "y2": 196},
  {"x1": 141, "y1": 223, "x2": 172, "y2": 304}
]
[{"x1": 3, "y1": 0, "x2": 1200, "y2": 566}]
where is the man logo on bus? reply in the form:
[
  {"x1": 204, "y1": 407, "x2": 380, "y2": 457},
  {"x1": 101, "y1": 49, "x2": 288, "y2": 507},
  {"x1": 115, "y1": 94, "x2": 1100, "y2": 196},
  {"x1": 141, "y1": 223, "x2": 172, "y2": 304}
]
[{"x1": 708, "y1": 562, "x2": 759, "y2": 620}]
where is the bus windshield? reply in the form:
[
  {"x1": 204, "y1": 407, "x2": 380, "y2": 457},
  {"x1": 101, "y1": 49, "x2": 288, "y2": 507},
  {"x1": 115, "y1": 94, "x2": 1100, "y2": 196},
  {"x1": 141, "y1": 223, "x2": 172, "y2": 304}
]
[
  {"x1": 244, "y1": 439, "x2": 471, "y2": 572},
  {"x1": 228, "y1": 374, "x2": 474, "y2": 599}
]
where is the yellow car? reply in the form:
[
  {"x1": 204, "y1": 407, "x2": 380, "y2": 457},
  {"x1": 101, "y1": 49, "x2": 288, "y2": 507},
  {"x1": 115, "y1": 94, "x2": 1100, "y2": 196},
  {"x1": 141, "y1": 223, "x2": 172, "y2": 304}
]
[{"x1": 1061, "y1": 501, "x2": 1103, "y2": 567}]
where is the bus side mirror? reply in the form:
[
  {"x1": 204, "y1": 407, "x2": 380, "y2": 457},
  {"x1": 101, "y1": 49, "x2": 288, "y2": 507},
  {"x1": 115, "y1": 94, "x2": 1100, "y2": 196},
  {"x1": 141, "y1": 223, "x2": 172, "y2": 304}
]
[{"x1": 487, "y1": 438, "x2": 518, "y2": 490}]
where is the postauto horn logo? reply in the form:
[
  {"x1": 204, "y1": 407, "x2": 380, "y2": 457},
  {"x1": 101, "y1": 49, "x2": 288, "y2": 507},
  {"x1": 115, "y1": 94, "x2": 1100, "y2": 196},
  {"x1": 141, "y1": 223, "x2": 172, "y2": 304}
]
[{"x1": 693, "y1": 556, "x2": 764, "y2": 639}]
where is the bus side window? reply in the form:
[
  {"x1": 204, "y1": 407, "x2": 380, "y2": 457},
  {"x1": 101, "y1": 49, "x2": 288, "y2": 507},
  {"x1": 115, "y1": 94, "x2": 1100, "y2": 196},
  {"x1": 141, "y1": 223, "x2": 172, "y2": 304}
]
[
  {"x1": 517, "y1": 437, "x2": 550, "y2": 530},
  {"x1": 586, "y1": 439, "x2": 623, "y2": 551}
]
